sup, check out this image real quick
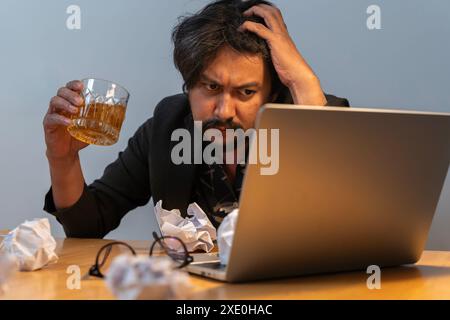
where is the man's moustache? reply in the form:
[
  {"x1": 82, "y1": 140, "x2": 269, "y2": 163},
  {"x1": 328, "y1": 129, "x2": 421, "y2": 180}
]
[{"x1": 202, "y1": 119, "x2": 243, "y2": 132}]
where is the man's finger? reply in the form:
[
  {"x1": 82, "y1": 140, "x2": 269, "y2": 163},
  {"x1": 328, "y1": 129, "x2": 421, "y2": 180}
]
[
  {"x1": 243, "y1": 4, "x2": 283, "y2": 33},
  {"x1": 258, "y1": 4, "x2": 287, "y2": 31},
  {"x1": 44, "y1": 113, "x2": 73, "y2": 127},
  {"x1": 49, "y1": 96, "x2": 79, "y2": 115},
  {"x1": 238, "y1": 21, "x2": 273, "y2": 41},
  {"x1": 258, "y1": 4, "x2": 283, "y2": 20},
  {"x1": 66, "y1": 80, "x2": 84, "y2": 92},
  {"x1": 57, "y1": 87, "x2": 84, "y2": 107}
]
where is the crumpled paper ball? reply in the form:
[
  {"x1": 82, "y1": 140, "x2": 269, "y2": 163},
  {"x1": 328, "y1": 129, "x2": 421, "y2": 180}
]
[
  {"x1": 217, "y1": 209, "x2": 239, "y2": 266},
  {"x1": 154, "y1": 201, "x2": 216, "y2": 252},
  {"x1": 0, "y1": 218, "x2": 58, "y2": 271},
  {"x1": 0, "y1": 253, "x2": 18, "y2": 294},
  {"x1": 105, "y1": 254, "x2": 193, "y2": 300}
]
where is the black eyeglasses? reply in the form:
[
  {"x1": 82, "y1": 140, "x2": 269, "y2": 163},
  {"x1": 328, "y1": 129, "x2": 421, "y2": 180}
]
[{"x1": 87, "y1": 232, "x2": 194, "y2": 279}]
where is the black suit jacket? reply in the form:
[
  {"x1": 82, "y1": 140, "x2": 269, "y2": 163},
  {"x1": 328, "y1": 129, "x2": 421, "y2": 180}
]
[{"x1": 44, "y1": 91, "x2": 350, "y2": 238}]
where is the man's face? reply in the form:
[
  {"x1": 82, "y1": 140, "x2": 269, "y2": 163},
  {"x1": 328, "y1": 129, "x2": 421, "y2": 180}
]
[{"x1": 189, "y1": 45, "x2": 274, "y2": 135}]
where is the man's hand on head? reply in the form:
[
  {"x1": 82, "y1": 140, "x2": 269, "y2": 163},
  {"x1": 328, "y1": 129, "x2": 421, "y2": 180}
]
[{"x1": 238, "y1": 4, "x2": 327, "y2": 106}]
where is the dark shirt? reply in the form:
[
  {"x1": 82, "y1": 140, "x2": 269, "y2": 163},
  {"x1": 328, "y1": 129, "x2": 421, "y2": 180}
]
[
  {"x1": 192, "y1": 162, "x2": 246, "y2": 228},
  {"x1": 43, "y1": 92, "x2": 350, "y2": 238}
]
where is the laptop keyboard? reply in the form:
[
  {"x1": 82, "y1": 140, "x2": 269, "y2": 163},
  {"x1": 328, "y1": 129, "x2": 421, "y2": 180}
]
[{"x1": 195, "y1": 262, "x2": 227, "y2": 271}]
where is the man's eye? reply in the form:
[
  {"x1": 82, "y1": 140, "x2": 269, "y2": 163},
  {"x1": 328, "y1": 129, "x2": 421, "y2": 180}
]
[
  {"x1": 241, "y1": 89, "x2": 256, "y2": 96},
  {"x1": 206, "y1": 83, "x2": 220, "y2": 91}
]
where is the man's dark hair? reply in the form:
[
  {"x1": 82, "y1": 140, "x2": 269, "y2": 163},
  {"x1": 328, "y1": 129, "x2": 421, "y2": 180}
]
[{"x1": 172, "y1": 0, "x2": 283, "y2": 97}]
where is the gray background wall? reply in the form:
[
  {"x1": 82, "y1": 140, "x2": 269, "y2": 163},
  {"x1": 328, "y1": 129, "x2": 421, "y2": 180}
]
[{"x1": 0, "y1": 0, "x2": 449, "y2": 249}]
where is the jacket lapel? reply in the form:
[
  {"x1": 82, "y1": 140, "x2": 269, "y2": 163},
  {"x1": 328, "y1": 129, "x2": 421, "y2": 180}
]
[{"x1": 163, "y1": 113, "x2": 197, "y2": 217}]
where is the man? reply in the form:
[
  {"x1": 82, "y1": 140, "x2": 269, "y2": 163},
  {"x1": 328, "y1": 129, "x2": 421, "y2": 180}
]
[{"x1": 43, "y1": 0, "x2": 349, "y2": 238}]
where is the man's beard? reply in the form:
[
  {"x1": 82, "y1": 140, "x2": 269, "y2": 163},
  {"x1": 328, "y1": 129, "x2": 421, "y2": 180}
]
[
  {"x1": 202, "y1": 118, "x2": 243, "y2": 132},
  {"x1": 202, "y1": 118, "x2": 247, "y2": 159}
]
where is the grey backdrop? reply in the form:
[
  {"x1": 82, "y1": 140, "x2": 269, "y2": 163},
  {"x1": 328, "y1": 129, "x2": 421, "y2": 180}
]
[{"x1": 1, "y1": 0, "x2": 449, "y2": 249}]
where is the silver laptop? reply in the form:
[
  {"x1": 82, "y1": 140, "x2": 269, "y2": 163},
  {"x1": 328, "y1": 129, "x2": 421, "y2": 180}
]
[{"x1": 186, "y1": 104, "x2": 450, "y2": 283}]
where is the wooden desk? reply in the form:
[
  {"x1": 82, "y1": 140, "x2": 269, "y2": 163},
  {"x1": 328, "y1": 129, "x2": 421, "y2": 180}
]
[{"x1": 1, "y1": 237, "x2": 450, "y2": 300}]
